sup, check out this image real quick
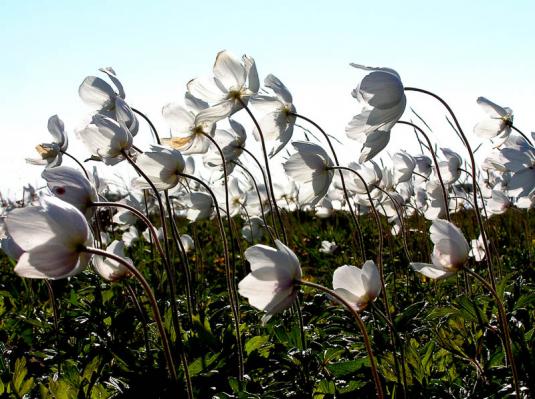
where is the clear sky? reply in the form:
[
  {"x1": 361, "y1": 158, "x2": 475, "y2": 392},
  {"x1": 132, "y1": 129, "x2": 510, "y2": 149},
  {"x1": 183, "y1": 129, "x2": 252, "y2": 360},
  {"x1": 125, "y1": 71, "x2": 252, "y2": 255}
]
[{"x1": 1, "y1": 0, "x2": 534, "y2": 198}]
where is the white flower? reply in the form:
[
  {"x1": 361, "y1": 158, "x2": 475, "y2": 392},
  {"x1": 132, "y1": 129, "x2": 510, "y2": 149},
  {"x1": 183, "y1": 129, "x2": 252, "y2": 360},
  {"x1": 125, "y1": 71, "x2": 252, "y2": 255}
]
[
  {"x1": 41, "y1": 166, "x2": 98, "y2": 218},
  {"x1": 122, "y1": 225, "x2": 140, "y2": 247},
  {"x1": 187, "y1": 51, "x2": 259, "y2": 123},
  {"x1": 435, "y1": 148, "x2": 462, "y2": 185},
  {"x1": 319, "y1": 240, "x2": 338, "y2": 254},
  {"x1": 76, "y1": 115, "x2": 133, "y2": 165},
  {"x1": 93, "y1": 240, "x2": 132, "y2": 282},
  {"x1": 250, "y1": 74, "x2": 296, "y2": 156},
  {"x1": 393, "y1": 151, "x2": 416, "y2": 184},
  {"x1": 180, "y1": 234, "x2": 194, "y2": 253},
  {"x1": 410, "y1": 219, "x2": 469, "y2": 280},
  {"x1": 346, "y1": 64, "x2": 406, "y2": 162},
  {"x1": 241, "y1": 216, "x2": 265, "y2": 243},
  {"x1": 486, "y1": 190, "x2": 511, "y2": 216},
  {"x1": 499, "y1": 135, "x2": 535, "y2": 198},
  {"x1": 161, "y1": 93, "x2": 215, "y2": 155},
  {"x1": 5, "y1": 196, "x2": 93, "y2": 279},
  {"x1": 474, "y1": 97, "x2": 512, "y2": 145},
  {"x1": 132, "y1": 145, "x2": 185, "y2": 191},
  {"x1": 315, "y1": 197, "x2": 334, "y2": 219},
  {"x1": 469, "y1": 235, "x2": 486, "y2": 262},
  {"x1": 283, "y1": 141, "x2": 334, "y2": 206},
  {"x1": 332, "y1": 261, "x2": 381, "y2": 311},
  {"x1": 26, "y1": 115, "x2": 68, "y2": 168},
  {"x1": 238, "y1": 240, "x2": 301, "y2": 324}
]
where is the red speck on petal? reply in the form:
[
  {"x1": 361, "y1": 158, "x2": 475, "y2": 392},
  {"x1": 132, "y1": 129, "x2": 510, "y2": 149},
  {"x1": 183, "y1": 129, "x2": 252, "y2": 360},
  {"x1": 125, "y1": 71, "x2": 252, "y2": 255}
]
[{"x1": 55, "y1": 187, "x2": 66, "y2": 195}]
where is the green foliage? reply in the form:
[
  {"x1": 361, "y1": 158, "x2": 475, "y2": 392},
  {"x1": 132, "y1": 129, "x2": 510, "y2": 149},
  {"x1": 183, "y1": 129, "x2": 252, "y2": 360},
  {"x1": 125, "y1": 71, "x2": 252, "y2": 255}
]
[{"x1": 0, "y1": 209, "x2": 533, "y2": 397}]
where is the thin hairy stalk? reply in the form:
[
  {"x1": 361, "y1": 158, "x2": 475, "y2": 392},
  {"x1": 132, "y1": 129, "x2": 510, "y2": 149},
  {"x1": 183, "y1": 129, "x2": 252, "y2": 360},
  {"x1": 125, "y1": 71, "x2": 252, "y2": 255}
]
[
  {"x1": 178, "y1": 172, "x2": 244, "y2": 380},
  {"x1": 239, "y1": 146, "x2": 279, "y2": 234},
  {"x1": 82, "y1": 247, "x2": 189, "y2": 397},
  {"x1": 45, "y1": 280, "x2": 61, "y2": 375},
  {"x1": 164, "y1": 190, "x2": 195, "y2": 324},
  {"x1": 124, "y1": 281, "x2": 153, "y2": 363},
  {"x1": 90, "y1": 202, "x2": 167, "y2": 269},
  {"x1": 374, "y1": 186, "x2": 412, "y2": 263},
  {"x1": 62, "y1": 151, "x2": 90, "y2": 179},
  {"x1": 233, "y1": 160, "x2": 276, "y2": 243},
  {"x1": 296, "y1": 280, "x2": 384, "y2": 399},
  {"x1": 132, "y1": 107, "x2": 161, "y2": 144},
  {"x1": 404, "y1": 87, "x2": 496, "y2": 291},
  {"x1": 464, "y1": 268, "x2": 521, "y2": 397},
  {"x1": 122, "y1": 151, "x2": 185, "y2": 356},
  {"x1": 510, "y1": 124, "x2": 532, "y2": 144},
  {"x1": 239, "y1": 99, "x2": 288, "y2": 244},
  {"x1": 291, "y1": 112, "x2": 366, "y2": 261},
  {"x1": 397, "y1": 120, "x2": 450, "y2": 222}
]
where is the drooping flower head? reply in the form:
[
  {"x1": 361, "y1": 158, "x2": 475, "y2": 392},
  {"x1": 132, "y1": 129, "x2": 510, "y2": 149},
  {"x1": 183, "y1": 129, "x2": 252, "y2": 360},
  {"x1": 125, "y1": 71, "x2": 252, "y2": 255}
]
[
  {"x1": 238, "y1": 240, "x2": 301, "y2": 324},
  {"x1": 332, "y1": 261, "x2": 381, "y2": 311},
  {"x1": 411, "y1": 219, "x2": 469, "y2": 280},
  {"x1": 5, "y1": 196, "x2": 93, "y2": 279},
  {"x1": 26, "y1": 115, "x2": 68, "y2": 168}
]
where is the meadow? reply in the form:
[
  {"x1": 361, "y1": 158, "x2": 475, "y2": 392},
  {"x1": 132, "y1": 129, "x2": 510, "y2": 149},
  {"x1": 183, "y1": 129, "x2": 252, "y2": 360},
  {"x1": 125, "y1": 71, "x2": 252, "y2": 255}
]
[{"x1": 1, "y1": 51, "x2": 534, "y2": 398}]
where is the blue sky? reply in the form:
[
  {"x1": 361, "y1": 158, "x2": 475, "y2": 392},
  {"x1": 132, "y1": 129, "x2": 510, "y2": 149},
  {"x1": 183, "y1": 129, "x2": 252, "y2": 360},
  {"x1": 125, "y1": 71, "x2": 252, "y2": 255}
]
[{"x1": 1, "y1": 0, "x2": 534, "y2": 196}]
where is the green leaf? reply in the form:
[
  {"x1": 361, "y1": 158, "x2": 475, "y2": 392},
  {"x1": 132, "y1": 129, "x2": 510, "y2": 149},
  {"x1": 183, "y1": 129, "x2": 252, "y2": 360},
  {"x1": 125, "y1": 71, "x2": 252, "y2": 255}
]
[
  {"x1": 244, "y1": 335, "x2": 272, "y2": 358},
  {"x1": 188, "y1": 353, "x2": 219, "y2": 377},
  {"x1": 326, "y1": 358, "x2": 370, "y2": 377}
]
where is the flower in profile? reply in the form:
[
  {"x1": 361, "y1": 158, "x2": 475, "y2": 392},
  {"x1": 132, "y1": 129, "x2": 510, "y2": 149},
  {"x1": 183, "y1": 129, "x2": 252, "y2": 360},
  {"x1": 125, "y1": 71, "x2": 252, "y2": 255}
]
[
  {"x1": 346, "y1": 64, "x2": 406, "y2": 162},
  {"x1": 76, "y1": 114, "x2": 133, "y2": 165},
  {"x1": 241, "y1": 216, "x2": 265, "y2": 243},
  {"x1": 332, "y1": 260, "x2": 381, "y2": 311},
  {"x1": 499, "y1": 135, "x2": 535, "y2": 198},
  {"x1": 238, "y1": 239, "x2": 301, "y2": 324},
  {"x1": 180, "y1": 234, "x2": 195, "y2": 253},
  {"x1": 79, "y1": 67, "x2": 138, "y2": 136},
  {"x1": 93, "y1": 240, "x2": 131, "y2": 282},
  {"x1": 187, "y1": 50, "x2": 259, "y2": 123},
  {"x1": 469, "y1": 234, "x2": 486, "y2": 262},
  {"x1": 486, "y1": 190, "x2": 511, "y2": 216},
  {"x1": 250, "y1": 74, "x2": 296, "y2": 156},
  {"x1": 411, "y1": 219, "x2": 469, "y2": 280},
  {"x1": 41, "y1": 166, "x2": 98, "y2": 218},
  {"x1": 473, "y1": 97, "x2": 512, "y2": 146},
  {"x1": 283, "y1": 141, "x2": 334, "y2": 206},
  {"x1": 132, "y1": 145, "x2": 185, "y2": 191},
  {"x1": 26, "y1": 115, "x2": 68, "y2": 168},
  {"x1": 162, "y1": 93, "x2": 215, "y2": 155},
  {"x1": 5, "y1": 196, "x2": 93, "y2": 279},
  {"x1": 319, "y1": 240, "x2": 338, "y2": 254},
  {"x1": 392, "y1": 151, "x2": 416, "y2": 184}
]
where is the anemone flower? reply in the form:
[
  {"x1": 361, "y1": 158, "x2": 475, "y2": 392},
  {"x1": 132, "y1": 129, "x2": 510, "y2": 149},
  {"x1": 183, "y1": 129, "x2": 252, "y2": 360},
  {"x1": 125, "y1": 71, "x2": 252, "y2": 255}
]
[
  {"x1": 469, "y1": 234, "x2": 486, "y2": 262},
  {"x1": 76, "y1": 114, "x2": 133, "y2": 165},
  {"x1": 283, "y1": 141, "x2": 334, "y2": 206},
  {"x1": 250, "y1": 74, "x2": 296, "y2": 157},
  {"x1": 238, "y1": 239, "x2": 301, "y2": 324},
  {"x1": 473, "y1": 97, "x2": 512, "y2": 146},
  {"x1": 93, "y1": 240, "x2": 131, "y2": 282},
  {"x1": 332, "y1": 261, "x2": 381, "y2": 311},
  {"x1": 319, "y1": 240, "x2": 338, "y2": 254},
  {"x1": 203, "y1": 119, "x2": 247, "y2": 170},
  {"x1": 241, "y1": 216, "x2": 265, "y2": 243},
  {"x1": 161, "y1": 93, "x2": 215, "y2": 155},
  {"x1": 180, "y1": 234, "x2": 195, "y2": 253},
  {"x1": 79, "y1": 67, "x2": 138, "y2": 136},
  {"x1": 346, "y1": 64, "x2": 406, "y2": 162},
  {"x1": 26, "y1": 115, "x2": 68, "y2": 168},
  {"x1": 499, "y1": 135, "x2": 535, "y2": 197},
  {"x1": 41, "y1": 166, "x2": 98, "y2": 218},
  {"x1": 5, "y1": 196, "x2": 93, "y2": 279},
  {"x1": 131, "y1": 145, "x2": 185, "y2": 191},
  {"x1": 410, "y1": 219, "x2": 469, "y2": 280},
  {"x1": 187, "y1": 50, "x2": 259, "y2": 123},
  {"x1": 436, "y1": 148, "x2": 462, "y2": 185},
  {"x1": 393, "y1": 151, "x2": 416, "y2": 184}
]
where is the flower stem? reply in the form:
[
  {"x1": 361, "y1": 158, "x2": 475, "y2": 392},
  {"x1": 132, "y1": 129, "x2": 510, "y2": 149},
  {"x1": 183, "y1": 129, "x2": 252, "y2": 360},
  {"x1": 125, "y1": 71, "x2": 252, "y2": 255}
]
[
  {"x1": 291, "y1": 112, "x2": 366, "y2": 262},
  {"x1": 82, "y1": 247, "x2": 191, "y2": 397},
  {"x1": 296, "y1": 280, "x2": 384, "y2": 399},
  {"x1": 62, "y1": 151, "x2": 90, "y2": 179},
  {"x1": 404, "y1": 87, "x2": 496, "y2": 291}
]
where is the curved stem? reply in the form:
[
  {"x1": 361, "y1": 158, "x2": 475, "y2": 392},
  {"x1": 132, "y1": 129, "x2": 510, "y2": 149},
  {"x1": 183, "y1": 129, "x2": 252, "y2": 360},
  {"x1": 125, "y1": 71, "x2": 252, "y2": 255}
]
[
  {"x1": 291, "y1": 112, "x2": 366, "y2": 261},
  {"x1": 62, "y1": 151, "x2": 89, "y2": 179},
  {"x1": 44, "y1": 280, "x2": 61, "y2": 375},
  {"x1": 397, "y1": 120, "x2": 450, "y2": 222},
  {"x1": 233, "y1": 160, "x2": 276, "y2": 243},
  {"x1": 178, "y1": 172, "x2": 244, "y2": 380},
  {"x1": 464, "y1": 268, "x2": 521, "y2": 397},
  {"x1": 296, "y1": 280, "x2": 383, "y2": 399},
  {"x1": 239, "y1": 100, "x2": 288, "y2": 244},
  {"x1": 510, "y1": 124, "x2": 533, "y2": 144},
  {"x1": 404, "y1": 88, "x2": 496, "y2": 290},
  {"x1": 82, "y1": 247, "x2": 188, "y2": 396},
  {"x1": 89, "y1": 201, "x2": 167, "y2": 265},
  {"x1": 132, "y1": 107, "x2": 161, "y2": 145}
]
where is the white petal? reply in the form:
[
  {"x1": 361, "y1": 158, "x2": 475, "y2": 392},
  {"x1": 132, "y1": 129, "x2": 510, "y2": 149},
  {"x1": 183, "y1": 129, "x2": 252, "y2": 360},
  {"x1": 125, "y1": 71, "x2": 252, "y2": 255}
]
[
  {"x1": 410, "y1": 262, "x2": 455, "y2": 280},
  {"x1": 213, "y1": 50, "x2": 246, "y2": 90}
]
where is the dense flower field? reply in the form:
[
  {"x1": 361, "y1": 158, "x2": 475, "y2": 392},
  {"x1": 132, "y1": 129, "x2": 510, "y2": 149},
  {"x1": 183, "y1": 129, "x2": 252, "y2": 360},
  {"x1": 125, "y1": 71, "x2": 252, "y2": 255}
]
[{"x1": 1, "y1": 51, "x2": 534, "y2": 398}]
